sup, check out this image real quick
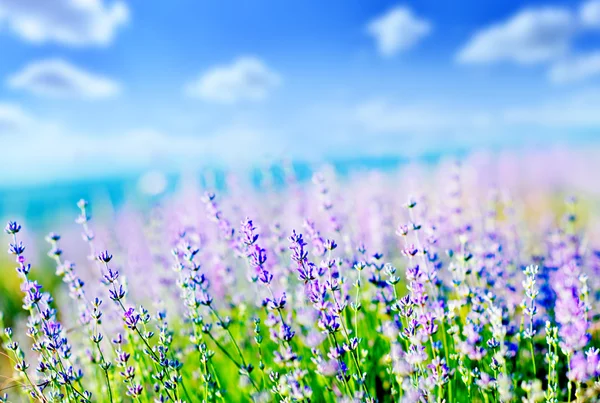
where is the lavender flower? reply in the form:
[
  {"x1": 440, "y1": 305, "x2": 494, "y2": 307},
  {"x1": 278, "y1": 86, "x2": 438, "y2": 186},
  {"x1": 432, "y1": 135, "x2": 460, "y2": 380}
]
[{"x1": 1, "y1": 159, "x2": 600, "y2": 403}]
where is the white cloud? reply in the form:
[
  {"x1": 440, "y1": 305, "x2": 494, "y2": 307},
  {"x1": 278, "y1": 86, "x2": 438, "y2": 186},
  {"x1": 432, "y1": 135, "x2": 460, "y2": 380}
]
[
  {"x1": 7, "y1": 58, "x2": 121, "y2": 99},
  {"x1": 138, "y1": 170, "x2": 168, "y2": 196},
  {"x1": 0, "y1": 103, "x2": 32, "y2": 133},
  {"x1": 0, "y1": 0, "x2": 129, "y2": 46},
  {"x1": 580, "y1": 0, "x2": 600, "y2": 27},
  {"x1": 185, "y1": 57, "x2": 281, "y2": 104},
  {"x1": 356, "y1": 90, "x2": 600, "y2": 136},
  {"x1": 0, "y1": 119, "x2": 285, "y2": 184},
  {"x1": 503, "y1": 89, "x2": 600, "y2": 126},
  {"x1": 356, "y1": 99, "x2": 492, "y2": 133},
  {"x1": 95, "y1": 127, "x2": 282, "y2": 165},
  {"x1": 2, "y1": 88, "x2": 600, "y2": 186},
  {"x1": 457, "y1": 7, "x2": 575, "y2": 64},
  {"x1": 366, "y1": 6, "x2": 431, "y2": 57},
  {"x1": 549, "y1": 52, "x2": 600, "y2": 83}
]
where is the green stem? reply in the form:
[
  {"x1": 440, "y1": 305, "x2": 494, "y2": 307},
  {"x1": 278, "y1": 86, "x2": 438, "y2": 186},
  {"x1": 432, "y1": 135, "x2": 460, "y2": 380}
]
[
  {"x1": 529, "y1": 340, "x2": 536, "y2": 376},
  {"x1": 328, "y1": 334, "x2": 352, "y2": 397},
  {"x1": 209, "y1": 307, "x2": 248, "y2": 367},
  {"x1": 205, "y1": 332, "x2": 259, "y2": 394},
  {"x1": 440, "y1": 320, "x2": 453, "y2": 403},
  {"x1": 567, "y1": 353, "x2": 572, "y2": 403}
]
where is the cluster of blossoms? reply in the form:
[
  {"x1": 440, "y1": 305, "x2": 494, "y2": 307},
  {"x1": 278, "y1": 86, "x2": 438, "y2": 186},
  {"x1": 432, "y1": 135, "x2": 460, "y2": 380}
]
[{"x1": 1, "y1": 162, "x2": 600, "y2": 403}]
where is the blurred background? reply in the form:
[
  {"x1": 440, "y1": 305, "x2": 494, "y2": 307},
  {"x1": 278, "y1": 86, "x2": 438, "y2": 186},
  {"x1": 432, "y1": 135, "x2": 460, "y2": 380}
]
[
  {"x1": 2, "y1": 0, "x2": 600, "y2": 194},
  {"x1": 2, "y1": 0, "x2": 600, "y2": 378}
]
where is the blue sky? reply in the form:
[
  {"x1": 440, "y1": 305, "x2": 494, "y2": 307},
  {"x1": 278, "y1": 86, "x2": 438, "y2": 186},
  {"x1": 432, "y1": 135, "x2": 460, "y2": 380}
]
[{"x1": 1, "y1": 0, "x2": 600, "y2": 186}]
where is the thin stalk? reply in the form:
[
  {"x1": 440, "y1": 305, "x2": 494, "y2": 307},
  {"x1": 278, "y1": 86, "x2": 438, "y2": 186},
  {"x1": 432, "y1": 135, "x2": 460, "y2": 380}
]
[
  {"x1": 208, "y1": 306, "x2": 249, "y2": 368},
  {"x1": 529, "y1": 340, "x2": 536, "y2": 375},
  {"x1": 567, "y1": 352, "x2": 572, "y2": 403}
]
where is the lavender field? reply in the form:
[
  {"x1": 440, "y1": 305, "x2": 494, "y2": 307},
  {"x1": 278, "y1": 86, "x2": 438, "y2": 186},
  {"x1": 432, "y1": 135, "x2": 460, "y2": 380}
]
[
  {"x1": 4, "y1": 0, "x2": 600, "y2": 401},
  {"x1": 0, "y1": 153, "x2": 599, "y2": 403}
]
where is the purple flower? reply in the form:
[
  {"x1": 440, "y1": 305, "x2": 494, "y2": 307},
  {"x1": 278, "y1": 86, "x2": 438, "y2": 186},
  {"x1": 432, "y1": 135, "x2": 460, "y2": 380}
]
[
  {"x1": 4, "y1": 221, "x2": 21, "y2": 235},
  {"x1": 476, "y1": 372, "x2": 496, "y2": 390},
  {"x1": 303, "y1": 220, "x2": 326, "y2": 257},
  {"x1": 117, "y1": 351, "x2": 131, "y2": 365},
  {"x1": 127, "y1": 384, "x2": 143, "y2": 397},
  {"x1": 318, "y1": 312, "x2": 340, "y2": 334},
  {"x1": 402, "y1": 244, "x2": 419, "y2": 257},
  {"x1": 45, "y1": 232, "x2": 61, "y2": 242},
  {"x1": 240, "y1": 218, "x2": 259, "y2": 246},
  {"x1": 554, "y1": 269, "x2": 590, "y2": 354},
  {"x1": 408, "y1": 281, "x2": 428, "y2": 307},
  {"x1": 405, "y1": 264, "x2": 423, "y2": 282},
  {"x1": 396, "y1": 224, "x2": 409, "y2": 237},
  {"x1": 418, "y1": 312, "x2": 438, "y2": 336},
  {"x1": 264, "y1": 292, "x2": 286, "y2": 310},
  {"x1": 97, "y1": 250, "x2": 113, "y2": 263},
  {"x1": 587, "y1": 348, "x2": 600, "y2": 377},
  {"x1": 199, "y1": 291, "x2": 213, "y2": 306},
  {"x1": 405, "y1": 344, "x2": 427, "y2": 366},
  {"x1": 324, "y1": 239, "x2": 337, "y2": 251},
  {"x1": 297, "y1": 261, "x2": 317, "y2": 283},
  {"x1": 258, "y1": 269, "x2": 273, "y2": 285},
  {"x1": 112, "y1": 334, "x2": 123, "y2": 345},
  {"x1": 109, "y1": 284, "x2": 126, "y2": 302},
  {"x1": 42, "y1": 320, "x2": 62, "y2": 340},
  {"x1": 8, "y1": 241, "x2": 25, "y2": 255},
  {"x1": 559, "y1": 320, "x2": 590, "y2": 355},
  {"x1": 289, "y1": 231, "x2": 308, "y2": 264},
  {"x1": 24, "y1": 281, "x2": 43, "y2": 305},
  {"x1": 428, "y1": 357, "x2": 450, "y2": 386},
  {"x1": 568, "y1": 352, "x2": 589, "y2": 382},
  {"x1": 16, "y1": 262, "x2": 30, "y2": 275},
  {"x1": 463, "y1": 322, "x2": 483, "y2": 345},
  {"x1": 202, "y1": 192, "x2": 235, "y2": 240},
  {"x1": 123, "y1": 307, "x2": 140, "y2": 329},
  {"x1": 306, "y1": 280, "x2": 327, "y2": 306},
  {"x1": 398, "y1": 295, "x2": 414, "y2": 318},
  {"x1": 279, "y1": 323, "x2": 295, "y2": 342},
  {"x1": 103, "y1": 268, "x2": 119, "y2": 283},
  {"x1": 249, "y1": 244, "x2": 267, "y2": 268}
]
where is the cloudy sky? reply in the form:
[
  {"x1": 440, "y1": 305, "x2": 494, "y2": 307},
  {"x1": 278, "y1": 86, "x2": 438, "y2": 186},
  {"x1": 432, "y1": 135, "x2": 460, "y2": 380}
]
[{"x1": 1, "y1": 0, "x2": 600, "y2": 185}]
